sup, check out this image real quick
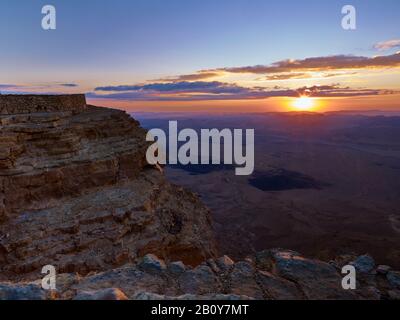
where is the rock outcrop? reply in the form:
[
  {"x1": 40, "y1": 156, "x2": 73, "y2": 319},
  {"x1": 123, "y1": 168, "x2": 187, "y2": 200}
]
[
  {"x1": 0, "y1": 94, "x2": 216, "y2": 281},
  {"x1": 1, "y1": 94, "x2": 398, "y2": 300},
  {"x1": 1, "y1": 249, "x2": 399, "y2": 300}
]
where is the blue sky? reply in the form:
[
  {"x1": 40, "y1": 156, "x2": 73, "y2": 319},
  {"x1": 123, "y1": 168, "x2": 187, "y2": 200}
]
[{"x1": 0, "y1": 0, "x2": 399, "y2": 111}]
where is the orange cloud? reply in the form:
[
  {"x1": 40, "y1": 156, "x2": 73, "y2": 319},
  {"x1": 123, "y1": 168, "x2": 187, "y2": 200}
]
[{"x1": 213, "y1": 53, "x2": 400, "y2": 74}]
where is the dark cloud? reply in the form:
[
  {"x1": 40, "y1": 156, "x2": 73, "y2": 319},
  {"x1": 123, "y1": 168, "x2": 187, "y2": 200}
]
[
  {"x1": 60, "y1": 83, "x2": 78, "y2": 87},
  {"x1": 89, "y1": 81, "x2": 395, "y2": 101},
  {"x1": 87, "y1": 90, "x2": 292, "y2": 101},
  {"x1": 90, "y1": 81, "x2": 273, "y2": 100},
  {"x1": 95, "y1": 81, "x2": 251, "y2": 94}
]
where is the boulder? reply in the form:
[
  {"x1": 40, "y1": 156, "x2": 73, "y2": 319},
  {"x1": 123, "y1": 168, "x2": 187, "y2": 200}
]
[
  {"x1": 216, "y1": 255, "x2": 235, "y2": 272},
  {"x1": 257, "y1": 270, "x2": 302, "y2": 300},
  {"x1": 178, "y1": 265, "x2": 219, "y2": 295},
  {"x1": 0, "y1": 283, "x2": 46, "y2": 300},
  {"x1": 229, "y1": 261, "x2": 264, "y2": 299},
  {"x1": 138, "y1": 254, "x2": 167, "y2": 275},
  {"x1": 387, "y1": 271, "x2": 400, "y2": 289},
  {"x1": 168, "y1": 261, "x2": 186, "y2": 275},
  {"x1": 270, "y1": 249, "x2": 356, "y2": 299},
  {"x1": 350, "y1": 255, "x2": 375, "y2": 274},
  {"x1": 376, "y1": 265, "x2": 391, "y2": 275}
]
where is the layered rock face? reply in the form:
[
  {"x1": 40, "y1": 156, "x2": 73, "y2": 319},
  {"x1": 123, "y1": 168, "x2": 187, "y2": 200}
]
[
  {"x1": 1, "y1": 250, "x2": 399, "y2": 300},
  {"x1": 0, "y1": 95, "x2": 216, "y2": 280}
]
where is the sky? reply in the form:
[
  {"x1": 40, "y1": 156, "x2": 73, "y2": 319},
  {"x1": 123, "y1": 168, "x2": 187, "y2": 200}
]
[{"x1": 0, "y1": 0, "x2": 399, "y2": 112}]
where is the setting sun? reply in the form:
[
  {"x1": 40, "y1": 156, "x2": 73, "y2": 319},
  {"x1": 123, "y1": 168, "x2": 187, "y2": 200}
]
[{"x1": 293, "y1": 96, "x2": 316, "y2": 111}]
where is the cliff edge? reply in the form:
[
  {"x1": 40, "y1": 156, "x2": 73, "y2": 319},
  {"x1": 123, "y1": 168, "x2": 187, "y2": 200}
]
[{"x1": 0, "y1": 94, "x2": 216, "y2": 281}]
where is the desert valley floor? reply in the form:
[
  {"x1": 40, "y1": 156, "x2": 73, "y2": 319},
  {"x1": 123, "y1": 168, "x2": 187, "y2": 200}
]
[{"x1": 137, "y1": 112, "x2": 400, "y2": 268}]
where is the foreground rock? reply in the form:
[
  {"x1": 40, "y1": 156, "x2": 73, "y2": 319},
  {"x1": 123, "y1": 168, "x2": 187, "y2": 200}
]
[
  {"x1": 0, "y1": 283, "x2": 46, "y2": 300},
  {"x1": 1, "y1": 250, "x2": 399, "y2": 300},
  {"x1": 0, "y1": 95, "x2": 216, "y2": 281}
]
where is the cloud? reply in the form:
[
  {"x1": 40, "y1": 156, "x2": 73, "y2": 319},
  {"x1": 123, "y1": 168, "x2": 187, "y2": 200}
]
[
  {"x1": 322, "y1": 72, "x2": 358, "y2": 78},
  {"x1": 295, "y1": 85, "x2": 393, "y2": 97},
  {"x1": 0, "y1": 84, "x2": 19, "y2": 90},
  {"x1": 60, "y1": 83, "x2": 78, "y2": 87},
  {"x1": 374, "y1": 39, "x2": 400, "y2": 51},
  {"x1": 95, "y1": 81, "x2": 251, "y2": 94},
  {"x1": 87, "y1": 90, "x2": 293, "y2": 101},
  {"x1": 155, "y1": 72, "x2": 220, "y2": 82},
  {"x1": 210, "y1": 53, "x2": 400, "y2": 75},
  {"x1": 89, "y1": 81, "x2": 395, "y2": 101},
  {"x1": 0, "y1": 84, "x2": 24, "y2": 94},
  {"x1": 259, "y1": 71, "x2": 357, "y2": 81},
  {"x1": 264, "y1": 73, "x2": 311, "y2": 80},
  {"x1": 0, "y1": 83, "x2": 79, "y2": 95},
  {"x1": 158, "y1": 53, "x2": 399, "y2": 82},
  {"x1": 91, "y1": 81, "x2": 271, "y2": 100}
]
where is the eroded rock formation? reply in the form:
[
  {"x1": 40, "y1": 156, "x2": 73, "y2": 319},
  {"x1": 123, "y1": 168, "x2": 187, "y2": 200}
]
[
  {"x1": 0, "y1": 95, "x2": 216, "y2": 281},
  {"x1": 1, "y1": 250, "x2": 399, "y2": 300},
  {"x1": 0, "y1": 94, "x2": 398, "y2": 300}
]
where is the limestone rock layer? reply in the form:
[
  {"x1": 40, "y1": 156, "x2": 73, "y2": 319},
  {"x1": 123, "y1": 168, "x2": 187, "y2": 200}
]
[{"x1": 0, "y1": 95, "x2": 216, "y2": 280}]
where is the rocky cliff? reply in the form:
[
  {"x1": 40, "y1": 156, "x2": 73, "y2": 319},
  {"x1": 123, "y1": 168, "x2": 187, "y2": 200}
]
[
  {"x1": 0, "y1": 94, "x2": 399, "y2": 300},
  {"x1": 0, "y1": 94, "x2": 216, "y2": 281}
]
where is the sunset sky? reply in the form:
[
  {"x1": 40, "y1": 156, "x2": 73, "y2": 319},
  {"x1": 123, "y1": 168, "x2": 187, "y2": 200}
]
[{"x1": 1, "y1": 0, "x2": 399, "y2": 112}]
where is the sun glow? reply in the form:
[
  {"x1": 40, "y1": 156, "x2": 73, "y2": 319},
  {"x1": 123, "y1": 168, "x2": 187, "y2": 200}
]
[{"x1": 292, "y1": 96, "x2": 316, "y2": 111}]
